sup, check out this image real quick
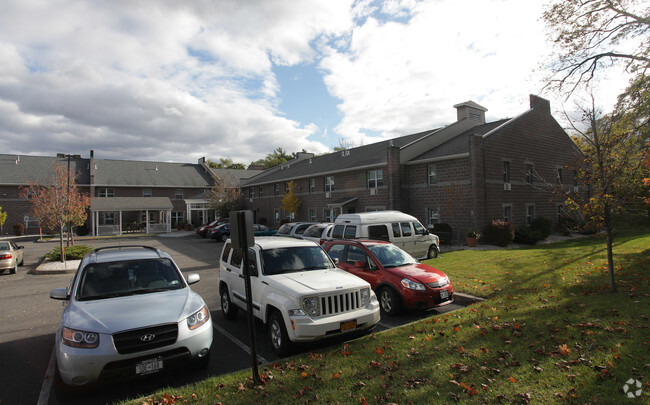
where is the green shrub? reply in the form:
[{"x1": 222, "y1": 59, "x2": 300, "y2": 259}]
[
  {"x1": 530, "y1": 217, "x2": 554, "y2": 238},
  {"x1": 46, "y1": 244, "x2": 92, "y2": 261},
  {"x1": 483, "y1": 219, "x2": 514, "y2": 247},
  {"x1": 514, "y1": 225, "x2": 544, "y2": 245}
]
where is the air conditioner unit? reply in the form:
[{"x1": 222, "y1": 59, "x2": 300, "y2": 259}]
[
  {"x1": 249, "y1": 198, "x2": 253, "y2": 203},
  {"x1": 573, "y1": 186, "x2": 579, "y2": 193},
  {"x1": 504, "y1": 183, "x2": 511, "y2": 191},
  {"x1": 370, "y1": 188, "x2": 377, "y2": 196},
  {"x1": 325, "y1": 192, "x2": 331, "y2": 198}
]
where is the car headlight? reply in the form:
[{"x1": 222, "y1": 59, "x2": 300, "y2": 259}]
[
  {"x1": 301, "y1": 296, "x2": 320, "y2": 317},
  {"x1": 429, "y1": 276, "x2": 450, "y2": 288},
  {"x1": 62, "y1": 327, "x2": 99, "y2": 348},
  {"x1": 360, "y1": 287, "x2": 371, "y2": 307},
  {"x1": 187, "y1": 305, "x2": 210, "y2": 330},
  {"x1": 401, "y1": 278, "x2": 426, "y2": 291}
]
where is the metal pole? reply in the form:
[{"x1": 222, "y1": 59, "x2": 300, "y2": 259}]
[
  {"x1": 239, "y1": 211, "x2": 261, "y2": 384},
  {"x1": 67, "y1": 155, "x2": 71, "y2": 247}
]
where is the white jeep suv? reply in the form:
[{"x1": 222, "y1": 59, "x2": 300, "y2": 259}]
[{"x1": 219, "y1": 237, "x2": 380, "y2": 356}]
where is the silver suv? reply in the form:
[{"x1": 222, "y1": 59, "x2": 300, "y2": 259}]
[
  {"x1": 50, "y1": 245, "x2": 213, "y2": 389},
  {"x1": 219, "y1": 237, "x2": 380, "y2": 356}
]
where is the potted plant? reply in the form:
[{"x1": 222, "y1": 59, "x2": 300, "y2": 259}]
[{"x1": 466, "y1": 230, "x2": 480, "y2": 247}]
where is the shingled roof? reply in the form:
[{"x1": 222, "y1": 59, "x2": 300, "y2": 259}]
[
  {"x1": 0, "y1": 154, "x2": 90, "y2": 185},
  {"x1": 92, "y1": 159, "x2": 214, "y2": 188}
]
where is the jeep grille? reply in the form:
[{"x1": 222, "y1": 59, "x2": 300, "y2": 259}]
[{"x1": 320, "y1": 291, "x2": 360, "y2": 316}]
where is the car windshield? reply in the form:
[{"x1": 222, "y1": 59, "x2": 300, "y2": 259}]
[
  {"x1": 367, "y1": 244, "x2": 418, "y2": 268},
  {"x1": 0, "y1": 242, "x2": 10, "y2": 251},
  {"x1": 261, "y1": 246, "x2": 334, "y2": 275},
  {"x1": 76, "y1": 258, "x2": 184, "y2": 300}
]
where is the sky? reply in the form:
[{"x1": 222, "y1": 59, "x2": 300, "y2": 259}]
[{"x1": 0, "y1": 0, "x2": 634, "y2": 165}]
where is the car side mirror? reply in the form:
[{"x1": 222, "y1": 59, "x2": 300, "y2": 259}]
[
  {"x1": 50, "y1": 288, "x2": 69, "y2": 300},
  {"x1": 17, "y1": 245, "x2": 24, "y2": 249},
  {"x1": 247, "y1": 263, "x2": 258, "y2": 277},
  {"x1": 332, "y1": 258, "x2": 340, "y2": 265},
  {"x1": 354, "y1": 260, "x2": 368, "y2": 269},
  {"x1": 186, "y1": 273, "x2": 200, "y2": 285}
]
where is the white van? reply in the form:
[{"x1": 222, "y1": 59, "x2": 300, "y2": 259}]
[{"x1": 332, "y1": 211, "x2": 440, "y2": 259}]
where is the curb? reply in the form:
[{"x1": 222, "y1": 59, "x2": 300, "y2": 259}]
[
  {"x1": 31, "y1": 259, "x2": 80, "y2": 275},
  {"x1": 453, "y1": 292, "x2": 486, "y2": 305}
]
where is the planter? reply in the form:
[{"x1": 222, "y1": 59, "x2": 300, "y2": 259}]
[{"x1": 466, "y1": 237, "x2": 478, "y2": 247}]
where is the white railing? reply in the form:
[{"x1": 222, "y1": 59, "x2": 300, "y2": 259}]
[{"x1": 97, "y1": 225, "x2": 121, "y2": 236}]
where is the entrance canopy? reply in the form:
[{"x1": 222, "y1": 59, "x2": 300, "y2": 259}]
[{"x1": 90, "y1": 197, "x2": 173, "y2": 236}]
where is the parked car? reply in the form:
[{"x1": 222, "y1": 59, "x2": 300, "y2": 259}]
[
  {"x1": 0, "y1": 240, "x2": 24, "y2": 274},
  {"x1": 275, "y1": 222, "x2": 318, "y2": 238},
  {"x1": 49, "y1": 245, "x2": 213, "y2": 390},
  {"x1": 253, "y1": 224, "x2": 277, "y2": 236},
  {"x1": 323, "y1": 239, "x2": 453, "y2": 315},
  {"x1": 196, "y1": 218, "x2": 229, "y2": 237},
  {"x1": 219, "y1": 237, "x2": 380, "y2": 356},
  {"x1": 333, "y1": 211, "x2": 440, "y2": 259},
  {"x1": 301, "y1": 223, "x2": 334, "y2": 245},
  {"x1": 209, "y1": 223, "x2": 231, "y2": 242}
]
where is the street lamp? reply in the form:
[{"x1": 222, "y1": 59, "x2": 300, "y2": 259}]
[{"x1": 57, "y1": 153, "x2": 82, "y2": 246}]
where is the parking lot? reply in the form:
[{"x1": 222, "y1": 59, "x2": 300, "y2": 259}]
[{"x1": 0, "y1": 233, "x2": 467, "y2": 405}]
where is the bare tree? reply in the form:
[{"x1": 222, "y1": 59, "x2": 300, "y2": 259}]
[{"x1": 542, "y1": 0, "x2": 650, "y2": 96}]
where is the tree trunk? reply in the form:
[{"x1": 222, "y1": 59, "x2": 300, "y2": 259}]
[
  {"x1": 604, "y1": 206, "x2": 616, "y2": 292},
  {"x1": 59, "y1": 227, "x2": 65, "y2": 263}
]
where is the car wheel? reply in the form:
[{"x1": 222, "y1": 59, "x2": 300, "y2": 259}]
[
  {"x1": 379, "y1": 287, "x2": 401, "y2": 315},
  {"x1": 221, "y1": 287, "x2": 239, "y2": 320},
  {"x1": 221, "y1": 234, "x2": 228, "y2": 242},
  {"x1": 427, "y1": 245, "x2": 439, "y2": 259},
  {"x1": 10, "y1": 262, "x2": 16, "y2": 274},
  {"x1": 269, "y1": 311, "x2": 291, "y2": 357},
  {"x1": 19, "y1": 257, "x2": 24, "y2": 266}
]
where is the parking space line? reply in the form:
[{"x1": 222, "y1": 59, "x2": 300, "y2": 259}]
[
  {"x1": 212, "y1": 323, "x2": 269, "y2": 365},
  {"x1": 37, "y1": 348, "x2": 56, "y2": 405}
]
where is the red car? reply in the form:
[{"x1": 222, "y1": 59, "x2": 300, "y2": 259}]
[
  {"x1": 323, "y1": 239, "x2": 453, "y2": 314},
  {"x1": 196, "y1": 218, "x2": 229, "y2": 237}
]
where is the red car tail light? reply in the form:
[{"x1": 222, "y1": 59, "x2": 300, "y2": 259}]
[{"x1": 0, "y1": 254, "x2": 12, "y2": 260}]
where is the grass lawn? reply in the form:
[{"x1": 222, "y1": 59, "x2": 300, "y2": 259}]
[{"x1": 126, "y1": 231, "x2": 649, "y2": 404}]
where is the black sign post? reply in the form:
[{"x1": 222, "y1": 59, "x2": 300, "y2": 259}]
[{"x1": 228, "y1": 210, "x2": 261, "y2": 384}]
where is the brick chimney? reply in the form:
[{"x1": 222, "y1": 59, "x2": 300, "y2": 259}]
[{"x1": 530, "y1": 95, "x2": 551, "y2": 114}]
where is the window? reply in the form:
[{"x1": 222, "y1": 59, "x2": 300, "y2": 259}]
[
  {"x1": 284, "y1": 182, "x2": 290, "y2": 193},
  {"x1": 367, "y1": 170, "x2": 383, "y2": 188},
  {"x1": 143, "y1": 188, "x2": 152, "y2": 197},
  {"x1": 526, "y1": 204, "x2": 535, "y2": 225},
  {"x1": 503, "y1": 205, "x2": 512, "y2": 222},
  {"x1": 325, "y1": 176, "x2": 334, "y2": 193},
  {"x1": 174, "y1": 189, "x2": 183, "y2": 199},
  {"x1": 344, "y1": 225, "x2": 357, "y2": 239},
  {"x1": 391, "y1": 222, "x2": 401, "y2": 237},
  {"x1": 323, "y1": 208, "x2": 332, "y2": 222},
  {"x1": 525, "y1": 164, "x2": 534, "y2": 184},
  {"x1": 309, "y1": 178, "x2": 315, "y2": 193},
  {"x1": 249, "y1": 188, "x2": 255, "y2": 199},
  {"x1": 102, "y1": 212, "x2": 116, "y2": 225},
  {"x1": 427, "y1": 208, "x2": 439, "y2": 225},
  {"x1": 557, "y1": 204, "x2": 565, "y2": 220},
  {"x1": 308, "y1": 209, "x2": 316, "y2": 222},
  {"x1": 503, "y1": 161, "x2": 510, "y2": 183},
  {"x1": 171, "y1": 212, "x2": 184, "y2": 224},
  {"x1": 327, "y1": 244, "x2": 346, "y2": 262},
  {"x1": 259, "y1": 186, "x2": 264, "y2": 198},
  {"x1": 573, "y1": 170, "x2": 578, "y2": 187},
  {"x1": 428, "y1": 165, "x2": 437, "y2": 185},
  {"x1": 413, "y1": 222, "x2": 426, "y2": 235},
  {"x1": 556, "y1": 168, "x2": 563, "y2": 185},
  {"x1": 274, "y1": 184, "x2": 279, "y2": 196},
  {"x1": 331, "y1": 224, "x2": 344, "y2": 239},
  {"x1": 274, "y1": 209, "x2": 280, "y2": 223},
  {"x1": 97, "y1": 188, "x2": 115, "y2": 197},
  {"x1": 400, "y1": 222, "x2": 412, "y2": 237},
  {"x1": 368, "y1": 225, "x2": 389, "y2": 241}
]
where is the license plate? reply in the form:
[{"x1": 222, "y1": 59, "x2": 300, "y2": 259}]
[
  {"x1": 341, "y1": 320, "x2": 357, "y2": 332},
  {"x1": 135, "y1": 357, "x2": 163, "y2": 375},
  {"x1": 440, "y1": 289, "x2": 449, "y2": 299}
]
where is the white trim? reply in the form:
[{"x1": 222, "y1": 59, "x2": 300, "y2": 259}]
[{"x1": 406, "y1": 152, "x2": 469, "y2": 166}]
